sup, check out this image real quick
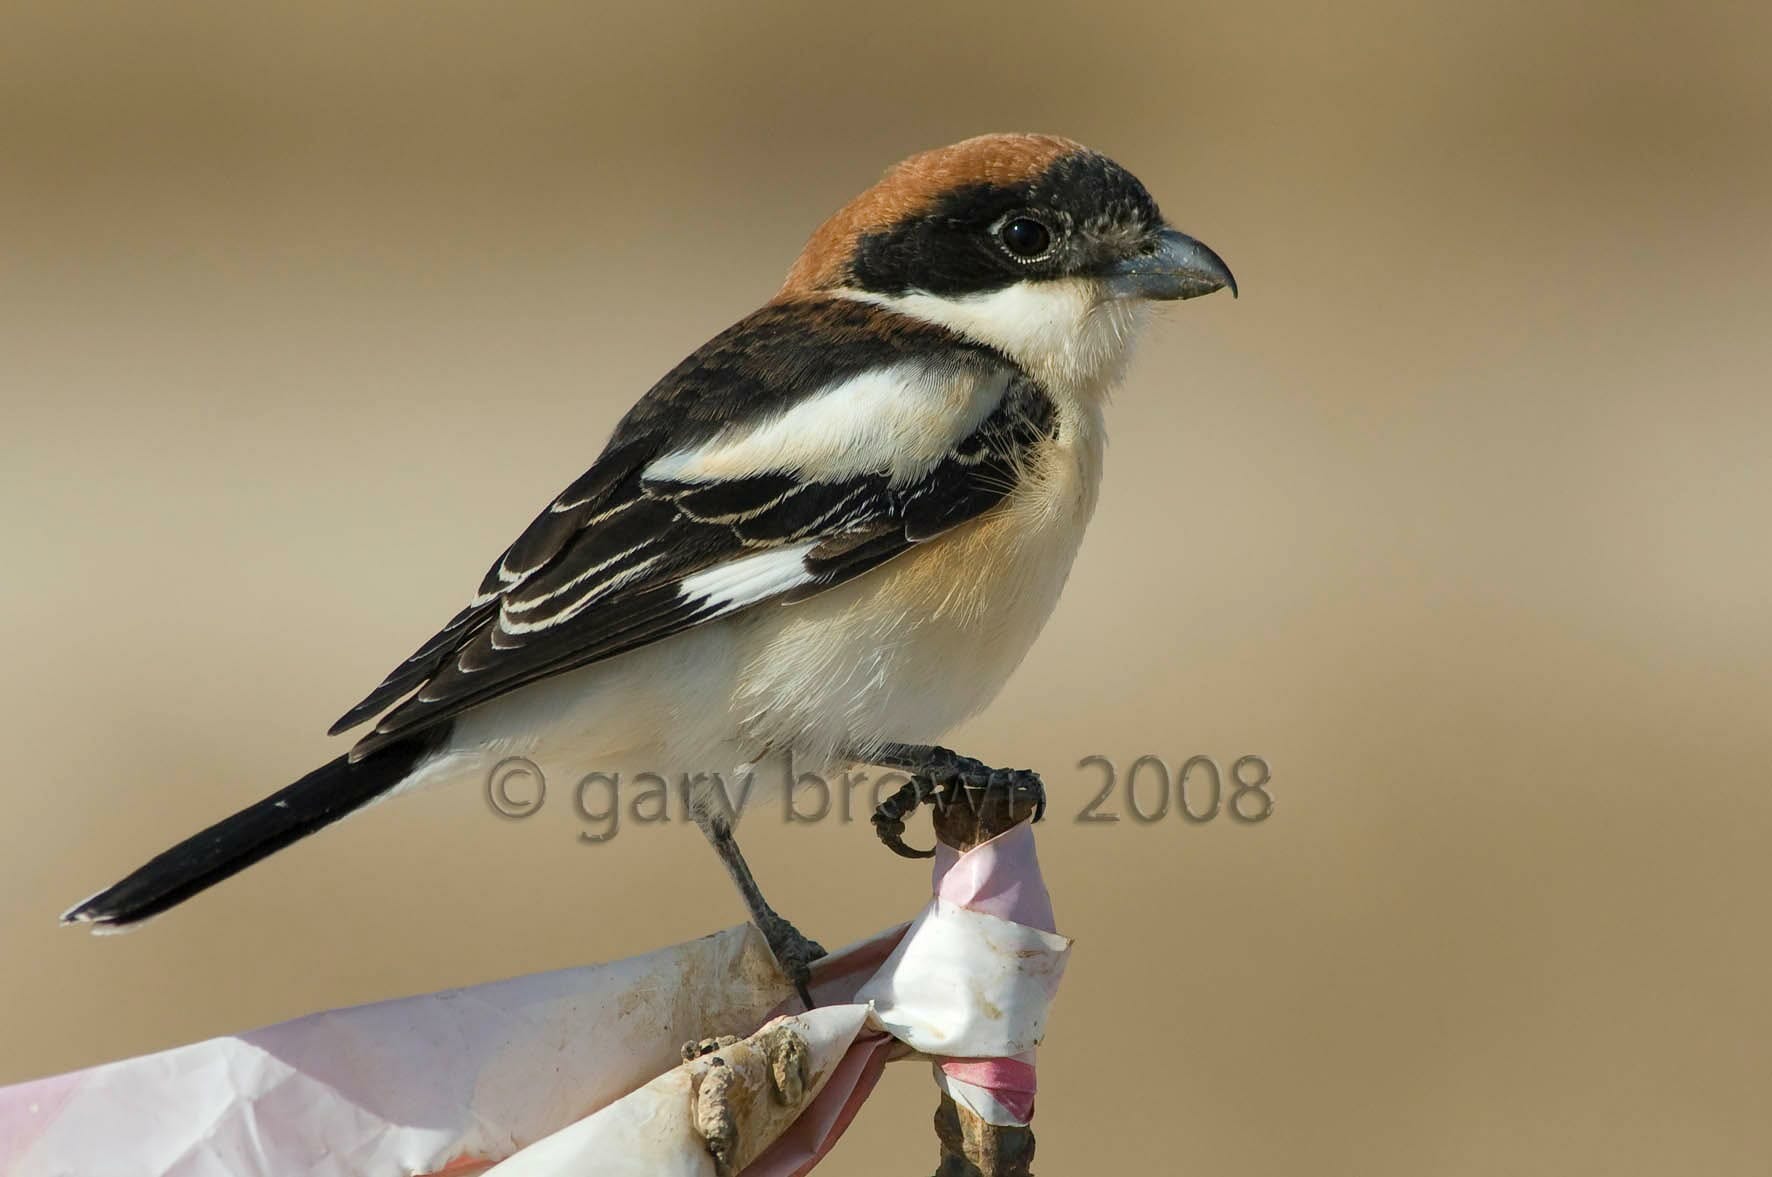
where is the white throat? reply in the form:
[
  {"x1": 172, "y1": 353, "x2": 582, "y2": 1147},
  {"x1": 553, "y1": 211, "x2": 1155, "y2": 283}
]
[{"x1": 841, "y1": 278, "x2": 1147, "y2": 402}]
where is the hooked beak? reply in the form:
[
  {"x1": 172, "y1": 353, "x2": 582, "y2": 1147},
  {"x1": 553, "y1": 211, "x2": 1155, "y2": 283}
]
[{"x1": 1107, "y1": 228, "x2": 1238, "y2": 301}]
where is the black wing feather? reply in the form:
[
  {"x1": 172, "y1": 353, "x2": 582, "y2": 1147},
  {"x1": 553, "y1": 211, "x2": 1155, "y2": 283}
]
[{"x1": 335, "y1": 298, "x2": 1055, "y2": 758}]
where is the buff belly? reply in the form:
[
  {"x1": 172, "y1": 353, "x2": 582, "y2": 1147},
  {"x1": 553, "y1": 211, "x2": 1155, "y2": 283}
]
[
  {"x1": 728, "y1": 424, "x2": 1101, "y2": 767},
  {"x1": 414, "y1": 424, "x2": 1102, "y2": 812}
]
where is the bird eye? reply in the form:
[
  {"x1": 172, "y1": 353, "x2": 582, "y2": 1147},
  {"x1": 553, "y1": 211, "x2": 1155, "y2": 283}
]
[{"x1": 997, "y1": 216, "x2": 1053, "y2": 260}]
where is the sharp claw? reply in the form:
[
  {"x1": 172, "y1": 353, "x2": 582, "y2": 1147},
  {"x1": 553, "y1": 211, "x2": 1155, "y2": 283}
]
[
  {"x1": 869, "y1": 752, "x2": 1045, "y2": 855},
  {"x1": 873, "y1": 811, "x2": 938, "y2": 859},
  {"x1": 886, "y1": 834, "x2": 937, "y2": 859},
  {"x1": 872, "y1": 773, "x2": 944, "y2": 860},
  {"x1": 756, "y1": 915, "x2": 826, "y2": 1011}
]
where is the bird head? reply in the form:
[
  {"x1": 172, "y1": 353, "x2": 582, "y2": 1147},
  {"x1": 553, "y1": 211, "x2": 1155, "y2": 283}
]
[{"x1": 779, "y1": 133, "x2": 1234, "y2": 393}]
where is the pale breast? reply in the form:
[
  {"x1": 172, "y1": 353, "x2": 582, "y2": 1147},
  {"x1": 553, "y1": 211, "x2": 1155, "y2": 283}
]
[{"x1": 729, "y1": 407, "x2": 1105, "y2": 765}]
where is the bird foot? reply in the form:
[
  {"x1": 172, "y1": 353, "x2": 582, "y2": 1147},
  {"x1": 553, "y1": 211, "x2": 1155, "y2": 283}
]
[
  {"x1": 870, "y1": 747, "x2": 1045, "y2": 859},
  {"x1": 754, "y1": 910, "x2": 825, "y2": 1009}
]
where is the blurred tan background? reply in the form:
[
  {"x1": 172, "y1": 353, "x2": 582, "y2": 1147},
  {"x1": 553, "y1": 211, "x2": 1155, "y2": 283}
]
[{"x1": 4, "y1": 1, "x2": 1770, "y2": 1172}]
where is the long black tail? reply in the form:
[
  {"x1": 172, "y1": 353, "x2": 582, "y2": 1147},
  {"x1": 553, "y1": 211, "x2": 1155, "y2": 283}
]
[{"x1": 62, "y1": 733, "x2": 440, "y2": 930}]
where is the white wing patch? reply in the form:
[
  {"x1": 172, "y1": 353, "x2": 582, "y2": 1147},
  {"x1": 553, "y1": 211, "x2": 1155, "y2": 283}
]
[
  {"x1": 677, "y1": 543, "x2": 819, "y2": 613},
  {"x1": 643, "y1": 362, "x2": 1008, "y2": 487}
]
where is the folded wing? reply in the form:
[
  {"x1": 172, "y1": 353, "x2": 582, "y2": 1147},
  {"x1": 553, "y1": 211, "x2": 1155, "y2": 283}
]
[{"x1": 333, "y1": 297, "x2": 1055, "y2": 759}]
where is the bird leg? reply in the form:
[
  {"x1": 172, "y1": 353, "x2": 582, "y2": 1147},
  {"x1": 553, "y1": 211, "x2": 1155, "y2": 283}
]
[
  {"x1": 693, "y1": 810, "x2": 824, "y2": 1009},
  {"x1": 863, "y1": 743, "x2": 1046, "y2": 859}
]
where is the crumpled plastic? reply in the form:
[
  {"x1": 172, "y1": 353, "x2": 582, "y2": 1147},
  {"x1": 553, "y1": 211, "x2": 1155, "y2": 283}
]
[
  {"x1": 861, "y1": 820, "x2": 1067, "y2": 1126},
  {"x1": 1, "y1": 823, "x2": 1068, "y2": 1175}
]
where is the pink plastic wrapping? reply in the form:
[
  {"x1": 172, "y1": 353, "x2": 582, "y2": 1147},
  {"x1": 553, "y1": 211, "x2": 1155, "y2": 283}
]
[{"x1": 3, "y1": 824, "x2": 1067, "y2": 1175}]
